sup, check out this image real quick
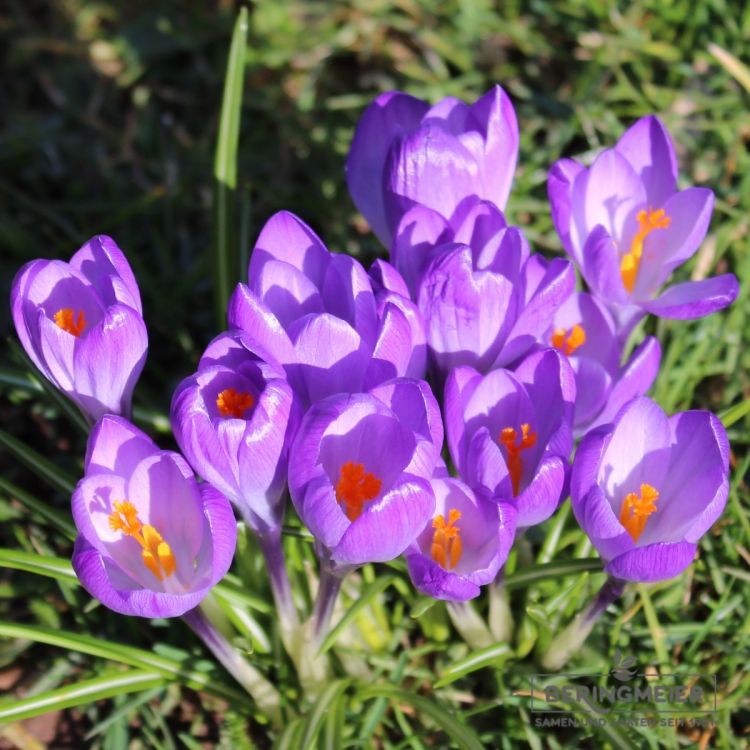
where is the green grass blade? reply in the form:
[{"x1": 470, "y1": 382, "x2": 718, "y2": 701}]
[
  {"x1": 0, "y1": 477, "x2": 77, "y2": 539},
  {"x1": 355, "y1": 685, "x2": 484, "y2": 750},
  {"x1": 317, "y1": 573, "x2": 397, "y2": 655},
  {"x1": 0, "y1": 669, "x2": 165, "y2": 722},
  {"x1": 504, "y1": 558, "x2": 602, "y2": 590},
  {"x1": 708, "y1": 43, "x2": 750, "y2": 94},
  {"x1": 719, "y1": 396, "x2": 750, "y2": 428},
  {"x1": 0, "y1": 621, "x2": 248, "y2": 706},
  {"x1": 298, "y1": 678, "x2": 351, "y2": 749},
  {"x1": 213, "y1": 6, "x2": 249, "y2": 327},
  {"x1": 0, "y1": 548, "x2": 78, "y2": 583},
  {"x1": 0, "y1": 427, "x2": 77, "y2": 495},
  {"x1": 434, "y1": 642, "x2": 513, "y2": 688}
]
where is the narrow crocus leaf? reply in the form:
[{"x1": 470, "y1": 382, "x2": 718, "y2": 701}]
[
  {"x1": 213, "y1": 7, "x2": 248, "y2": 327},
  {"x1": 434, "y1": 642, "x2": 513, "y2": 688}
]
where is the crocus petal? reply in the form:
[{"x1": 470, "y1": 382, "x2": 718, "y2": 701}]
[
  {"x1": 392, "y1": 204, "x2": 450, "y2": 293},
  {"x1": 288, "y1": 313, "x2": 368, "y2": 404},
  {"x1": 580, "y1": 226, "x2": 629, "y2": 305},
  {"x1": 346, "y1": 91, "x2": 430, "y2": 246},
  {"x1": 634, "y1": 187, "x2": 714, "y2": 297},
  {"x1": 499, "y1": 257, "x2": 575, "y2": 367},
  {"x1": 586, "y1": 337, "x2": 661, "y2": 432},
  {"x1": 85, "y1": 414, "x2": 158, "y2": 475},
  {"x1": 639, "y1": 274, "x2": 739, "y2": 320},
  {"x1": 385, "y1": 126, "x2": 481, "y2": 235},
  {"x1": 70, "y1": 235, "x2": 142, "y2": 312},
  {"x1": 406, "y1": 554, "x2": 481, "y2": 601},
  {"x1": 470, "y1": 85, "x2": 518, "y2": 211},
  {"x1": 548, "y1": 158, "x2": 585, "y2": 262},
  {"x1": 227, "y1": 283, "x2": 295, "y2": 366},
  {"x1": 515, "y1": 455, "x2": 566, "y2": 527},
  {"x1": 451, "y1": 199, "x2": 508, "y2": 254},
  {"x1": 332, "y1": 475, "x2": 434, "y2": 564},
  {"x1": 252, "y1": 259, "x2": 325, "y2": 328},
  {"x1": 73, "y1": 304, "x2": 148, "y2": 420},
  {"x1": 366, "y1": 302, "x2": 421, "y2": 388},
  {"x1": 369, "y1": 259, "x2": 410, "y2": 298},
  {"x1": 615, "y1": 115, "x2": 678, "y2": 207},
  {"x1": 605, "y1": 542, "x2": 697, "y2": 582},
  {"x1": 444, "y1": 365, "x2": 483, "y2": 467},
  {"x1": 248, "y1": 210, "x2": 330, "y2": 288}
]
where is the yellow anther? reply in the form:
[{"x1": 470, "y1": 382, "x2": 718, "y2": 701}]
[
  {"x1": 54, "y1": 308, "x2": 86, "y2": 337},
  {"x1": 216, "y1": 387, "x2": 255, "y2": 418},
  {"x1": 431, "y1": 508, "x2": 463, "y2": 570},
  {"x1": 499, "y1": 423, "x2": 537, "y2": 496},
  {"x1": 620, "y1": 208, "x2": 671, "y2": 293},
  {"x1": 335, "y1": 461, "x2": 382, "y2": 522},
  {"x1": 619, "y1": 483, "x2": 659, "y2": 542},
  {"x1": 551, "y1": 324, "x2": 587, "y2": 356}
]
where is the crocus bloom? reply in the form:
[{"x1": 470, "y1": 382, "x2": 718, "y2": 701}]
[
  {"x1": 72, "y1": 415, "x2": 236, "y2": 617},
  {"x1": 548, "y1": 116, "x2": 739, "y2": 333},
  {"x1": 393, "y1": 198, "x2": 575, "y2": 380},
  {"x1": 347, "y1": 85, "x2": 518, "y2": 248},
  {"x1": 445, "y1": 349, "x2": 575, "y2": 528},
  {"x1": 571, "y1": 397, "x2": 729, "y2": 582},
  {"x1": 10, "y1": 235, "x2": 147, "y2": 422},
  {"x1": 541, "y1": 291, "x2": 661, "y2": 436},
  {"x1": 228, "y1": 211, "x2": 425, "y2": 407},
  {"x1": 288, "y1": 378, "x2": 441, "y2": 566},
  {"x1": 170, "y1": 334, "x2": 298, "y2": 536},
  {"x1": 406, "y1": 477, "x2": 517, "y2": 601}
]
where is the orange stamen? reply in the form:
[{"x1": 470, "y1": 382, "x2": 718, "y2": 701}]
[
  {"x1": 499, "y1": 423, "x2": 537, "y2": 496},
  {"x1": 108, "y1": 500, "x2": 176, "y2": 580},
  {"x1": 335, "y1": 461, "x2": 382, "y2": 521},
  {"x1": 618, "y1": 483, "x2": 659, "y2": 542},
  {"x1": 216, "y1": 387, "x2": 255, "y2": 418},
  {"x1": 431, "y1": 508, "x2": 463, "y2": 570},
  {"x1": 53, "y1": 308, "x2": 86, "y2": 337},
  {"x1": 551, "y1": 324, "x2": 587, "y2": 356},
  {"x1": 620, "y1": 208, "x2": 671, "y2": 293}
]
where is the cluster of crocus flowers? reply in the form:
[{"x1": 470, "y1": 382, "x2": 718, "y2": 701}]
[{"x1": 8, "y1": 82, "x2": 737, "y2": 695}]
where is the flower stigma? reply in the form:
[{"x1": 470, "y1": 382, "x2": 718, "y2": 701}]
[
  {"x1": 620, "y1": 208, "x2": 671, "y2": 293},
  {"x1": 216, "y1": 387, "x2": 255, "y2": 418},
  {"x1": 431, "y1": 508, "x2": 462, "y2": 570},
  {"x1": 551, "y1": 324, "x2": 586, "y2": 356},
  {"x1": 108, "y1": 500, "x2": 176, "y2": 580},
  {"x1": 54, "y1": 308, "x2": 86, "y2": 337},
  {"x1": 500, "y1": 423, "x2": 537, "y2": 496},
  {"x1": 619, "y1": 483, "x2": 659, "y2": 542},
  {"x1": 336, "y1": 461, "x2": 382, "y2": 521}
]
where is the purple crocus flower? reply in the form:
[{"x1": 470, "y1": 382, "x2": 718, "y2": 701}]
[
  {"x1": 406, "y1": 477, "x2": 517, "y2": 602},
  {"x1": 170, "y1": 334, "x2": 298, "y2": 536},
  {"x1": 391, "y1": 198, "x2": 575, "y2": 381},
  {"x1": 288, "y1": 378, "x2": 441, "y2": 566},
  {"x1": 72, "y1": 415, "x2": 236, "y2": 617},
  {"x1": 445, "y1": 348, "x2": 575, "y2": 528},
  {"x1": 10, "y1": 235, "x2": 147, "y2": 422},
  {"x1": 346, "y1": 85, "x2": 518, "y2": 248},
  {"x1": 571, "y1": 396, "x2": 729, "y2": 582},
  {"x1": 548, "y1": 116, "x2": 739, "y2": 333},
  {"x1": 228, "y1": 211, "x2": 425, "y2": 406},
  {"x1": 541, "y1": 291, "x2": 661, "y2": 436}
]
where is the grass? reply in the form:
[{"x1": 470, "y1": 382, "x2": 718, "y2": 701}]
[{"x1": 0, "y1": 0, "x2": 749, "y2": 747}]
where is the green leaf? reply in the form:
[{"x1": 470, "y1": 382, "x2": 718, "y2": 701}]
[
  {"x1": 213, "y1": 7, "x2": 249, "y2": 327},
  {"x1": 0, "y1": 548, "x2": 78, "y2": 583},
  {"x1": 317, "y1": 573, "x2": 397, "y2": 655},
  {"x1": 0, "y1": 621, "x2": 248, "y2": 706},
  {"x1": 0, "y1": 427, "x2": 77, "y2": 495},
  {"x1": 434, "y1": 642, "x2": 513, "y2": 688},
  {"x1": 0, "y1": 669, "x2": 165, "y2": 722},
  {"x1": 0, "y1": 477, "x2": 77, "y2": 539},
  {"x1": 355, "y1": 685, "x2": 484, "y2": 750},
  {"x1": 719, "y1": 395, "x2": 750, "y2": 428},
  {"x1": 504, "y1": 558, "x2": 601, "y2": 590},
  {"x1": 299, "y1": 679, "x2": 351, "y2": 749}
]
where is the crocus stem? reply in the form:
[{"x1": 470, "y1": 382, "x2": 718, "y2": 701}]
[
  {"x1": 311, "y1": 563, "x2": 344, "y2": 650},
  {"x1": 541, "y1": 576, "x2": 626, "y2": 671},
  {"x1": 183, "y1": 605, "x2": 282, "y2": 726},
  {"x1": 488, "y1": 573, "x2": 513, "y2": 643},
  {"x1": 257, "y1": 529, "x2": 299, "y2": 632},
  {"x1": 447, "y1": 600, "x2": 495, "y2": 650}
]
